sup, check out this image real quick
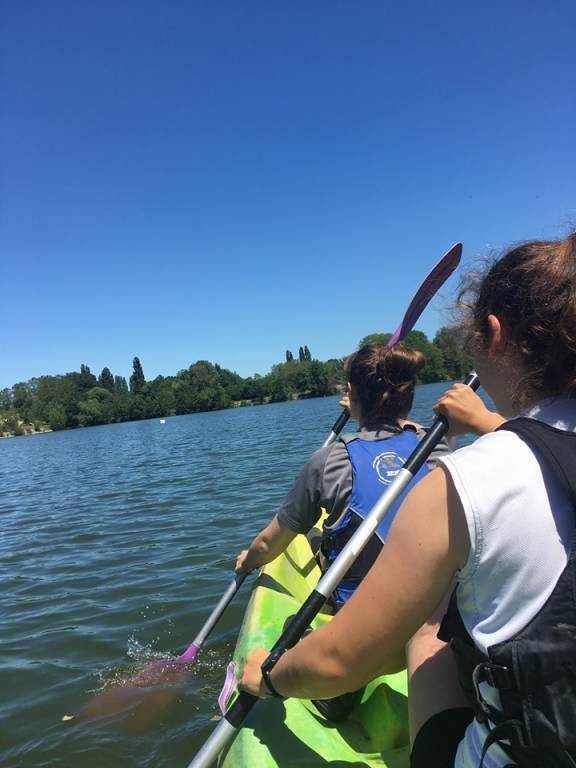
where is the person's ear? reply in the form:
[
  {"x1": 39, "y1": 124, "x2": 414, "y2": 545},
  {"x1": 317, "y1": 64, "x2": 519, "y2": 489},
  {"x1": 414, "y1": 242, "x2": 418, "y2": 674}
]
[{"x1": 486, "y1": 314, "x2": 507, "y2": 354}]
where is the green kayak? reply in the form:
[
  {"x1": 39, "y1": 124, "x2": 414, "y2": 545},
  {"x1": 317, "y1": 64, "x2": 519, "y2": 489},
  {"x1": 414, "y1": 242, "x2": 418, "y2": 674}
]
[{"x1": 219, "y1": 531, "x2": 410, "y2": 767}]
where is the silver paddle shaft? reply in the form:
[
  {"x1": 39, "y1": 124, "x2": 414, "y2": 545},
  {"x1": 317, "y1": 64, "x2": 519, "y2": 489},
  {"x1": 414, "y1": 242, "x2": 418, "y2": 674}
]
[
  {"x1": 193, "y1": 574, "x2": 245, "y2": 647},
  {"x1": 187, "y1": 719, "x2": 237, "y2": 768}
]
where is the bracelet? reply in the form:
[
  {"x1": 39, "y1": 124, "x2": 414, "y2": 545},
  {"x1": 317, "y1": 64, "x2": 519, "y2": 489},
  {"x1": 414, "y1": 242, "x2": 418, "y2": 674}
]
[{"x1": 261, "y1": 654, "x2": 284, "y2": 698}]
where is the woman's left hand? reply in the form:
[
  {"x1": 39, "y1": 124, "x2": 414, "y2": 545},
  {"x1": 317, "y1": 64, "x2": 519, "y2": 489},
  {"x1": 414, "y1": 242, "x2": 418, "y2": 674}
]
[{"x1": 238, "y1": 647, "x2": 274, "y2": 698}]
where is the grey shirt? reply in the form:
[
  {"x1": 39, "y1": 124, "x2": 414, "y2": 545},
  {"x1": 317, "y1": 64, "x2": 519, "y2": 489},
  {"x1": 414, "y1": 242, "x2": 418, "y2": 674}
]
[{"x1": 277, "y1": 425, "x2": 453, "y2": 534}]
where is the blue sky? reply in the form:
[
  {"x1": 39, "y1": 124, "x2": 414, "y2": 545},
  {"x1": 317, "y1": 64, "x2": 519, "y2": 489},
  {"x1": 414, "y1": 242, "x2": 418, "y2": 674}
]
[{"x1": 2, "y1": 1, "x2": 575, "y2": 389}]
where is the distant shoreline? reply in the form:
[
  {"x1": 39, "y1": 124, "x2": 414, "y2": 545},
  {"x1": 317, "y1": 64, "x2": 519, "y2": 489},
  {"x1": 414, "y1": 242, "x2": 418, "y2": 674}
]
[
  {"x1": 0, "y1": 390, "x2": 340, "y2": 438},
  {"x1": 0, "y1": 330, "x2": 472, "y2": 438},
  {"x1": 1, "y1": 426, "x2": 53, "y2": 439}
]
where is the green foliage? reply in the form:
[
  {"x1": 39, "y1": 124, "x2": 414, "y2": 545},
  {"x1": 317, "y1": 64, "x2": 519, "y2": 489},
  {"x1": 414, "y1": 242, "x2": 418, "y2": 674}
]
[
  {"x1": 358, "y1": 325, "x2": 473, "y2": 384},
  {"x1": 358, "y1": 333, "x2": 391, "y2": 347},
  {"x1": 433, "y1": 326, "x2": 473, "y2": 380},
  {"x1": 79, "y1": 364, "x2": 97, "y2": 389},
  {"x1": 297, "y1": 345, "x2": 312, "y2": 362},
  {"x1": 99, "y1": 367, "x2": 115, "y2": 392},
  {"x1": 401, "y1": 330, "x2": 445, "y2": 384},
  {"x1": 129, "y1": 357, "x2": 145, "y2": 394},
  {"x1": 46, "y1": 404, "x2": 67, "y2": 430},
  {"x1": 0, "y1": 325, "x2": 470, "y2": 436},
  {"x1": 0, "y1": 409, "x2": 22, "y2": 434}
]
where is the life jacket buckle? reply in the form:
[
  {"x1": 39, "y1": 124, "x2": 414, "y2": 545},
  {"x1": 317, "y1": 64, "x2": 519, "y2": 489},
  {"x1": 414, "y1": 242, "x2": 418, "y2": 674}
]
[
  {"x1": 472, "y1": 662, "x2": 513, "y2": 726},
  {"x1": 474, "y1": 661, "x2": 512, "y2": 691}
]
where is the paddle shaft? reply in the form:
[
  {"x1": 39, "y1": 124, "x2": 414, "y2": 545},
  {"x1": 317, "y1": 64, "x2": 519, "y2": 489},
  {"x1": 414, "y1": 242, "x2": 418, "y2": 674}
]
[
  {"x1": 188, "y1": 371, "x2": 480, "y2": 767},
  {"x1": 322, "y1": 408, "x2": 351, "y2": 448},
  {"x1": 193, "y1": 575, "x2": 246, "y2": 647},
  {"x1": 178, "y1": 574, "x2": 247, "y2": 662}
]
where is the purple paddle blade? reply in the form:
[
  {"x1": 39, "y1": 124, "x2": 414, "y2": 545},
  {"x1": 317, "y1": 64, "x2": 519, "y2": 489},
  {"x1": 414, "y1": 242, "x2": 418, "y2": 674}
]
[
  {"x1": 177, "y1": 642, "x2": 200, "y2": 663},
  {"x1": 387, "y1": 242, "x2": 462, "y2": 348}
]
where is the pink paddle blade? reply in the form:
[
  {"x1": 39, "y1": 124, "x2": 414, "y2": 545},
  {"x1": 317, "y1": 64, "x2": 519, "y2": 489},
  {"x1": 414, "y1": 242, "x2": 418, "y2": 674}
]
[
  {"x1": 177, "y1": 642, "x2": 200, "y2": 663},
  {"x1": 387, "y1": 242, "x2": 462, "y2": 347}
]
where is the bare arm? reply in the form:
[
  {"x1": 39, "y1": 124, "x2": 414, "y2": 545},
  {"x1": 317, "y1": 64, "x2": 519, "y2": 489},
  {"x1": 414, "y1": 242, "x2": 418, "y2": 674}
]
[
  {"x1": 239, "y1": 466, "x2": 470, "y2": 698},
  {"x1": 235, "y1": 515, "x2": 298, "y2": 575}
]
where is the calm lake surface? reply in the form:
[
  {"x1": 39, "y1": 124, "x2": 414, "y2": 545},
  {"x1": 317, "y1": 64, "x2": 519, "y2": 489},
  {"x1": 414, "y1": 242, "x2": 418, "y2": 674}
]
[{"x1": 1, "y1": 381, "x2": 489, "y2": 768}]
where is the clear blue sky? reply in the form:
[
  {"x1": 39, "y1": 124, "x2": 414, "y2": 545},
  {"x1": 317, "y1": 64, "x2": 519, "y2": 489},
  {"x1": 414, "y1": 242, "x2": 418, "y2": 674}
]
[{"x1": 2, "y1": 1, "x2": 575, "y2": 389}]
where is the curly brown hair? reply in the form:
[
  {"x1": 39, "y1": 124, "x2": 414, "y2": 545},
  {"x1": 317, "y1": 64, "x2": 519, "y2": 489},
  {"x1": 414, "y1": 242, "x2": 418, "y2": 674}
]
[
  {"x1": 345, "y1": 344, "x2": 425, "y2": 424},
  {"x1": 459, "y1": 231, "x2": 576, "y2": 405}
]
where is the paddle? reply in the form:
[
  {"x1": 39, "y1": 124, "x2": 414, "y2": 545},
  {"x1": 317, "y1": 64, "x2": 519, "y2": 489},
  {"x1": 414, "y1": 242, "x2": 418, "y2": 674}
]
[
  {"x1": 107, "y1": 241, "x2": 462, "y2": 685},
  {"x1": 321, "y1": 241, "x2": 463, "y2": 447},
  {"x1": 123, "y1": 573, "x2": 250, "y2": 684},
  {"x1": 177, "y1": 237, "x2": 460, "y2": 674},
  {"x1": 71, "y1": 243, "x2": 462, "y2": 730},
  {"x1": 187, "y1": 267, "x2": 470, "y2": 768}
]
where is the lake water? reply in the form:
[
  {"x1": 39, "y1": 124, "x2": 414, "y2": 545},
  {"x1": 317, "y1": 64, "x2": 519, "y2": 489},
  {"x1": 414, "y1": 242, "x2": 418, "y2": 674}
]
[{"x1": 0, "y1": 381, "x2": 489, "y2": 768}]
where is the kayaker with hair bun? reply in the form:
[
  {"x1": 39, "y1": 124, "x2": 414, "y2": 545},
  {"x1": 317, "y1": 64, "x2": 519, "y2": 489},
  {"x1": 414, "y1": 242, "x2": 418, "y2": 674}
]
[
  {"x1": 240, "y1": 230, "x2": 576, "y2": 768},
  {"x1": 236, "y1": 342, "x2": 453, "y2": 719}
]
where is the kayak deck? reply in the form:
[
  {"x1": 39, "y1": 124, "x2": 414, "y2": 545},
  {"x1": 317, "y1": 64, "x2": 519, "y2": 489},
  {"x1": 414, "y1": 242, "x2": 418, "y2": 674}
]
[{"x1": 219, "y1": 532, "x2": 410, "y2": 767}]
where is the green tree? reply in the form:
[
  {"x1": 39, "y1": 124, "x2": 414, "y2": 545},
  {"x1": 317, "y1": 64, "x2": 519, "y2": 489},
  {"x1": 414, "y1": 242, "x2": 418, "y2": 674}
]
[
  {"x1": 0, "y1": 388, "x2": 12, "y2": 410},
  {"x1": 12, "y1": 382, "x2": 32, "y2": 412},
  {"x1": 130, "y1": 357, "x2": 145, "y2": 394},
  {"x1": 99, "y1": 367, "x2": 115, "y2": 392},
  {"x1": 307, "y1": 360, "x2": 330, "y2": 395},
  {"x1": 304, "y1": 345, "x2": 311, "y2": 361},
  {"x1": 285, "y1": 350, "x2": 294, "y2": 362},
  {"x1": 114, "y1": 375, "x2": 128, "y2": 393},
  {"x1": 130, "y1": 395, "x2": 148, "y2": 420},
  {"x1": 324, "y1": 358, "x2": 346, "y2": 391},
  {"x1": 402, "y1": 330, "x2": 446, "y2": 383},
  {"x1": 269, "y1": 377, "x2": 290, "y2": 402},
  {"x1": 357, "y1": 330, "x2": 447, "y2": 383},
  {"x1": 433, "y1": 326, "x2": 473, "y2": 380},
  {"x1": 358, "y1": 333, "x2": 391, "y2": 348},
  {"x1": 77, "y1": 387, "x2": 114, "y2": 426},
  {"x1": 79, "y1": 364, "x2": 97, "y2": 390},
  {"x1": 77, "y1": 398, "x2": 105, "y2": 427},
  {"x1": 46, "y1": 404, "x2": 68, "y2": 430},
  {"x1": 298, "y1": 346, "x2": 305, "y2": 362}
]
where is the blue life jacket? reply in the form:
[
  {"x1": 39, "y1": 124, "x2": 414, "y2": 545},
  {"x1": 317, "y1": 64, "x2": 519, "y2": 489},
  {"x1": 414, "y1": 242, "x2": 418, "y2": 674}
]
[{"x1": 320, "y1": 427, "x2": 430, "y2": 609}]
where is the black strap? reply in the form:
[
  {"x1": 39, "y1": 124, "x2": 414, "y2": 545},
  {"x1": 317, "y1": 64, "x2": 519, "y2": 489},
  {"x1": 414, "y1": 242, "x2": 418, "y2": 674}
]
[
  {"x1": 478, "y1": 720, "x2": 528, "y2": 768},
  {"x1": 498, "y1": 418, "x2": 576, "y2": 510},
  {"x1": 261, "y1": 665, "x2": 284, "y2": 698}
]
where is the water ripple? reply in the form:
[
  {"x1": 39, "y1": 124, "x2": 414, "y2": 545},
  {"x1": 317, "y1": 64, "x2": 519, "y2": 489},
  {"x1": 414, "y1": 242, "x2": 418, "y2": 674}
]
[{"x1": 0, "y1": 384, "x2": 481, "y2": 767}]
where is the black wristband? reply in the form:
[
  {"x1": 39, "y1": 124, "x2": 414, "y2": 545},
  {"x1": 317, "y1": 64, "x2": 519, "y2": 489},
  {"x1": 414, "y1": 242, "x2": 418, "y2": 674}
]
[{"x1": 260, "y1": 662, "x2": 284, "y2": 699}]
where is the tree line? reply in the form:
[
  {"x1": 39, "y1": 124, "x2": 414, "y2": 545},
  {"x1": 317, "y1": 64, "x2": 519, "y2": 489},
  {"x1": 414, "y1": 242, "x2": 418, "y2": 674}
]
[{"x1": 0, "y1": 326, "x2": 472, "y2": 436}]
